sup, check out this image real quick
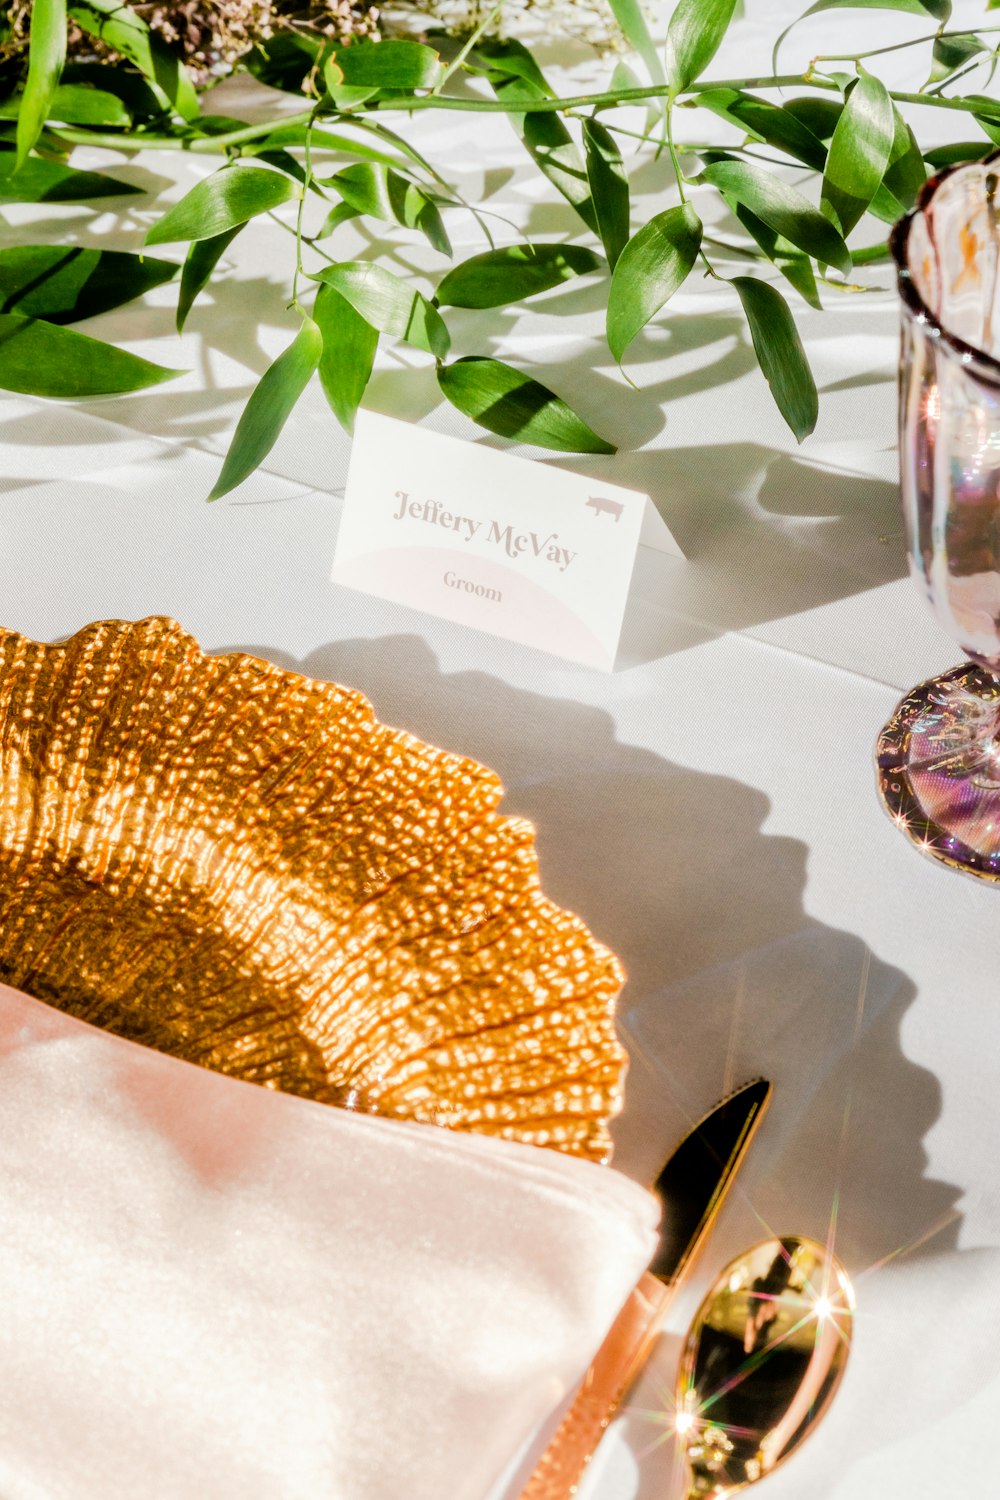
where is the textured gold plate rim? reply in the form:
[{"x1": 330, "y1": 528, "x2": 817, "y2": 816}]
[{"x1": 0, "y1": 616, "x2": 629, "y2": 1162}]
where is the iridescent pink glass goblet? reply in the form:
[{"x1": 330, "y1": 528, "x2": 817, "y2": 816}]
[{"x1": 877, "y1": 151, "x2": 1000, "y2": 878}]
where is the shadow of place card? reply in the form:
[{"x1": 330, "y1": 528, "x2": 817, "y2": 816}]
[{"x1": 332, "y1": 410, "x2": 684, "y2": 671}]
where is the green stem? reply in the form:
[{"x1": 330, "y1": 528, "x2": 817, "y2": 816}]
[
  {"x1": 357, "y1": 73, "x2": 997, "y2": 117},
  {"x1": 44, "y1": 69, "x2": 1000, "y2": 153},
  {"x1": 268, "y1": 208, "x2": 338, "y2": 263},
  {"x1": 665, "y1": 102, "x2": 688, "y2": 204},
  {"x1": 38, "y1": 78, "x2": 835, "y2": 158},
  {"x1": 924, "y1": 57, "x2": 989, "y2": 97},
  {"x1": 812, "y1": 23, "x2": 1000, "y2": 66},
  {"x1": 292, "y1": 116, "x2": 315, "y2": 304},
  {"x1": 48, "y1": 110, "x2": 313, "y2": 152},
  {"x1": 572, "y1": 113, "x2": 781, "y2": 156},
  {"x1": 704, "y1": 234, "x2": 768, "y2": 260},
  {"x1": 666, "y1": 102, "x2": 720, "y2": 281},
  {"x1": 886, "y1": 88, "x2": 998, "y2": 115},
  {"x1": 369, "y1": 77, "x2": 832, "y2": 113},
  {"x1": 851, "y1": 240, "x2": 891, "y2": 265},
  {"x1": 433, "y1": 0, "x2": 503, "y2": 93}
]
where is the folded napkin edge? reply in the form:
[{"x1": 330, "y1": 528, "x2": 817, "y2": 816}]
[{"x1": 0, "y1": 980, "x2": 660, "y2": 1242}]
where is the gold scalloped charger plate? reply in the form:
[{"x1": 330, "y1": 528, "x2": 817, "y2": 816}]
[{"x1": 0, "y1": 617, "x2": 627, "y2": 1162}]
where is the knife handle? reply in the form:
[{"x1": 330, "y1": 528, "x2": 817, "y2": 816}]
[{"x1": 516, "y1": 1271, "x2": 674, "y2": 1500}]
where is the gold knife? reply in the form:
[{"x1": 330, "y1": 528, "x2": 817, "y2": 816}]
[{"x1": 517, "y1": 1079, "x2": 772, "y2": 1500}]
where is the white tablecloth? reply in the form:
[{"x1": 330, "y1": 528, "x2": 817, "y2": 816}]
[{"x1": 3, "y1": 1, "x2": 999, "y2": 1493}]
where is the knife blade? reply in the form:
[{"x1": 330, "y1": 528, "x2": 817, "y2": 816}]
[{"x1": 516, "y1": 1078, "x2": 772, "y2": 1500}]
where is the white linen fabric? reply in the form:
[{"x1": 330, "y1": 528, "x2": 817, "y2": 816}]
[{"x1": 0, "y1": 981, "x2": 659, "y2": 1500}]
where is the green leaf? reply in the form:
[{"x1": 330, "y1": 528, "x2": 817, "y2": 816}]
[
  {"x1": 976, "y1": 116, "x2": 1000, "y2": 146},
  {"x1": 733, "y1": 276, "x2": 817, "y2": 441},
  {"x1": 522, "y1": 108, "x2": 598, "y2": 235},
  {"x1": 724, "y1": 196, "x2": 822, "y2": 308},
  {"x1": 347, "y1": 117, "x2": 449, "y2": 189},
  {"x1": 329, "y1": 85, "x2": 381, "y2": 111},
  {"x1": 328, "y1": 163, "x2": 451, "y2": 255},
  {"x1": 665, "y1": 0, "x2": 738, "y2": 96},
  {"x1": 922, "y1": 141, "x2": 992, "y2": 167},
  {"x1": 145, "y1": 164, "x2": 299, "y2": 246},
  {"x1": 410, "y1": 195, "x2": 450, "y2": 257},
  {"x1": 314, "y1": 283, "x2": 378, "y2": 434},
  {"x1": 194, "y1": 115, "x2": 249, "y2": 139},
  {"x1": 583, "y1": 118, "x2": 629, "y2": 270},
  {"x1": 243, "y1": 31, "x2": 319, "y2": 93},
  {"x1": 68, "y1": 0, "x2": 198, "y2": 119},
  {"x1": 821, "y1": 72, "x2": 893, "y2": 235},
  {"x1": 317, "y1": 201, "x2": 361, "y2": 238},
  {"x1": 208, "y1": 317, "x2": 322, "y2": 501},
  {"x1": 928, "y1": 32, "x2": 985, "y2": 85},
  {"x1": 0, "y1": 245, "x2": 177, "y2": 323},
  {"x1": 696, "y1": 88, "x2": 827, "y2": 171},
  {"x1": 468, "y1": 37, "x2": 554, "y2": 94},
  {"x1": 436, "y1": 243, "x2": 603, "y2": 309},
  {"x1": 827, "y1": 0, "x2": 953, "y2": 16},
  {"x1": 726, "y1": 197, "x2": 778, "y2": 257},
  {"x1": 800, "y1": 0, "x2": 949, "y2": 15},
  {"x1": 251, "y1": 147, "x2": 308, "y2": 187},
  {"x1": 869, "y1": 105, "x2": 925, "y2": 220},
  {"x1": 606, "y1": 203, "x2": 702, "y2": 363},
  {"x1": 968, "y1": 95, "x2": 1000, "y2": 145},
  {"x1": 0, "y1": 152, "x2": 140, "y2": 202},
  {"x1": 967, "y1": 94, "x2": 1000, "y2": 122},
  {"x1": 322, "y1": 58, "x2": 379, "y2": 112},
  {"x1": 0, "y1": 82, "x2": 130, "y2": 127},
  {"x1": 492, "y1": 74, "x2": 598, "y2": 235},
  {"x1": 0, "y1": 312, "x2": 181, "y2": 396},
  {"x1": 775, "y1": 252, "x2": 821, "y2": 310},
  {"x1": 16, "y1": 0, "x2": 66, "y2": 169},
  {"x1": 437, "y1": 356, "x2": 615, "y2": 453},
  {"x1": 327, "y1": 39, "x2": 442, "y2": 91},
  {"x1": 311, "y1": 262, "x2": 450, "y2": 359},
  {"x1": 61, "y1": 61, "x2": 164, "y2": 121},
  {"x1": 701, "y1": 158, "x2": 852, "y2": 275},
  {"x1": 610, "y1": 59, "x2": 643, "y2": 93},
  {"x1": 265, "y1": 122, "x2": 410, "y2": 174},
  {"x1": 783, "y1": 96, "x2": 843, "y2": 141},
  {"x1": 772, "y1": 0, "x2": 950, "y2": 70},
  {"x1": 606, "y1": 57, "x2": 663, "y2": 134},
  {"x1": 606, "y1": 0, "x2": 665, "y2": 84},
  {"x1": 819, "y1": 0, "x2": 949, "y2": 13},
  {"x1": 49, "y1": 82, "x2": 130, "y2": 125},
  {"x1": 177, "y1": 226, "x2": 241, "y2": 333}
]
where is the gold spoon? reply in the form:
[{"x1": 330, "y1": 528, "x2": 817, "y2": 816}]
[{"x1": 673, "y1": 1236, "x2": 854, "y2": 1498}]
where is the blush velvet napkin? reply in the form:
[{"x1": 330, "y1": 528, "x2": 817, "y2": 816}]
[{"x1": 0, "y1": 980, "x2": 660, "y2": 1500}]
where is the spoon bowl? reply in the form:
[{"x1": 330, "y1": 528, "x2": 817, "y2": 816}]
[{"x1": 675, "y1": 1236, "x2": 854, "y2": 1498}]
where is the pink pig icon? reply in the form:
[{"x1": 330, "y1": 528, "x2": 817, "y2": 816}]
[{"x1": 586, "y1": 496, "x2": 624, "y2": 521}]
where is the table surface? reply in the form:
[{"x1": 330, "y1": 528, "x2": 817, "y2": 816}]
[{"x1": 3, "y1": 2, "x2": 999, "y2": 1495}]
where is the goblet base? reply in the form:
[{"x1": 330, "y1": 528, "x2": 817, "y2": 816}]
[{"x1": 877, "y1": 662, "x2": 1000, "y2": 880}]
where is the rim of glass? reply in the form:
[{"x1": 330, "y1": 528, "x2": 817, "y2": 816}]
[{"x1": 891, "y1": 146, "x2": 1000, "y2": 384}]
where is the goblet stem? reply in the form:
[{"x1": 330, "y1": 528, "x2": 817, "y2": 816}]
[
  {"x1": 962, "y1": 668, "x2": 1000, "y2": 789},
  {"x1": 916, "y1": 667, "x2": 1000, "y2": 784}
]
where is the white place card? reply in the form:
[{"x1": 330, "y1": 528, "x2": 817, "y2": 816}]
[{"x1": 332, "y1": 410, "x2": 684, "y2": 671}]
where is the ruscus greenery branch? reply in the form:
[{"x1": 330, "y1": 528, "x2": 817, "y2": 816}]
[{"x1": 0, "y1": 0, "x2": 998, "y2": 498}]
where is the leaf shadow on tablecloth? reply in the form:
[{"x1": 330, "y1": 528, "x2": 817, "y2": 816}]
[
  {"x1": 232, "y1": 630, "x2": 971, "y2": 1500},
  {"x1": 645, "y1": 442, "x2": 900, "y2": 596},
  {"x1": 607, "y1": 443, "x2": 904, "y2": 665}
]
